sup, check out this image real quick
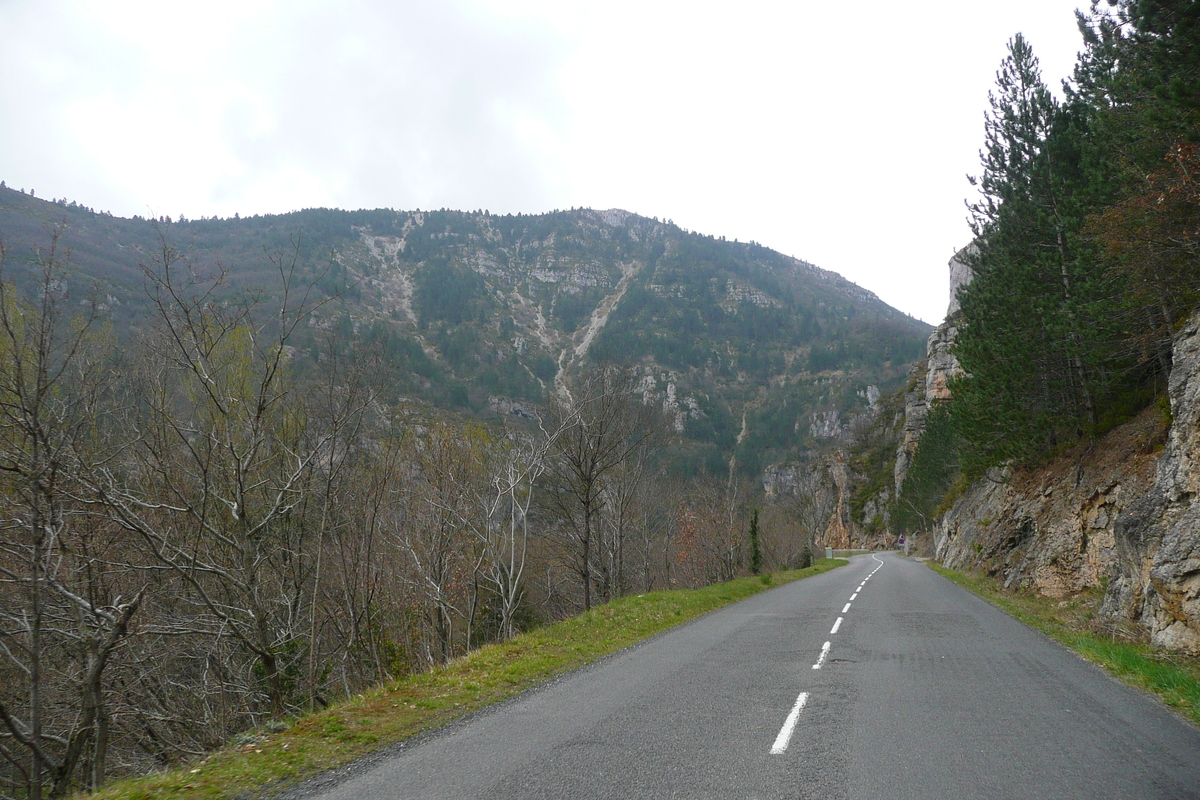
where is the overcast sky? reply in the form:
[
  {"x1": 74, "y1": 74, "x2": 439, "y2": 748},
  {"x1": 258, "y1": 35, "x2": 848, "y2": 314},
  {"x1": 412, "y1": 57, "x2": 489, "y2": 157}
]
[{"x1": 0, "y1": 0, "x2": 1092, "y2": 324}]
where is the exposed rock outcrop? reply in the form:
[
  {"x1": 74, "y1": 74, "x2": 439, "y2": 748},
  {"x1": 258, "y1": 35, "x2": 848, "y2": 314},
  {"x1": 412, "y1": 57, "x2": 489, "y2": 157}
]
[
  {"x1": 1105, "y1": 309, "x2": 1200, "y2": 652},
  {"x1": 810, "y1": 409, "x2": 845, "y2": 439},
  {"x1": 934, "y1": 409, "x2": 1162, "y2": 598},
  {"x1": 487, "y1": 396, "x2": 538, "y2": 420},
  {"x1": 924, "y1": 321, "x2": 962, "y2": 403},
  {"x1": 822, "y1": 451, "x2": 853, "y2": 549},
  {"x1": 945, "y1": 243, "x2": 975, "y2": 318},
  {"x1": 894, "y1": 247, "x2": 969, "y2": 495},
  {"x1": 894, "y1": 362, "x2": 928, "y2": 497},
  {"x1": 933, "y1": 308, "x2": 1200, "y2": 652}
]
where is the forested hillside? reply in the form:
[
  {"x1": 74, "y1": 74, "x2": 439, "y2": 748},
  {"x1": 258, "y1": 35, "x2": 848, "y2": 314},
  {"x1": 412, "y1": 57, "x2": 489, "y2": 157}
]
[
  {"x1": 846, "y1": 1, "x2": 1200, "y2": 660},
  {"x1": 0, "y1": 193, "x2": 928, "y2": 477}
]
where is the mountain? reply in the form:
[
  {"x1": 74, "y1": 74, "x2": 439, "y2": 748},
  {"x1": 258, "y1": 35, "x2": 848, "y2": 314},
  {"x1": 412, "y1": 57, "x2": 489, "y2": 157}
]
[{"x1": 0, "y1": 185, "x2": 932, "y2": 476}]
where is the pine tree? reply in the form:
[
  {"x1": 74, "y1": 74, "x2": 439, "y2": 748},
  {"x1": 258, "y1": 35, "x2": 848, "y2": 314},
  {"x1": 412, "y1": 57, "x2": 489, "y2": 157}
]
[
  {"x1": 1075, "y1": 1, "x2": 1200, "y2": 375},
  {"x1": 953, "y1": 34, "x2": 1116, "y2": 473},
  {"x1": 895, "y1": 404, "x2": 962, "y2": 532}
]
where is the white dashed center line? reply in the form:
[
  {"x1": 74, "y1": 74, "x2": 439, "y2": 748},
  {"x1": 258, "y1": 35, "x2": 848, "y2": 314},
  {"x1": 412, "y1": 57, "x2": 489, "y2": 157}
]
[
  {"x1": 770, "y1": 553, "x2": 889, "y2": 755},
  {"x1": 811, "y1": 641, "x2": 831, "y2": 670},
  {"x1": 770, "y1": 692, "x2": 809, "y2": 754}
]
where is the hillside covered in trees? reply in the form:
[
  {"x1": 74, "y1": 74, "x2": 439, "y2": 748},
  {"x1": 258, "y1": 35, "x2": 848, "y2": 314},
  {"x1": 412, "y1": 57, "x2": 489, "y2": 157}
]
[{"x1": 0, "y1": 194, "x2": 929, "y2": 478}]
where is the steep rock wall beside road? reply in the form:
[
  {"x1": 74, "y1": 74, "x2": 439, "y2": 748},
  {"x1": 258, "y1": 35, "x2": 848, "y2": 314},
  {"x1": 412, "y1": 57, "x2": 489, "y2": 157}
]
[
  {"x1": 872, "y1": 240, "x2": 1200, "y2": 652},
  {"x1": 935, "y1": 309, "x2": 1200, "y2": 652},
  {"x1": 1106, "y1": 310, "x2": 1200, "y2": 652},
  {"x1": 935, "y1": 409, "x2": 1163, "y2": 598}
]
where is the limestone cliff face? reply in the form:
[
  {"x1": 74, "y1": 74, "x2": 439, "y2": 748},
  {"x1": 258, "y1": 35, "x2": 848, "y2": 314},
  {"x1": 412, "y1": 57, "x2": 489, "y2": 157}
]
[
  {"x1": 944, "y1": 243, "x2": 975, "y2": 318},
  {"x1": 894, "y1": 248, "x2": 969, "y2": 495},
  {"x1": 934, "y1": 308, "x2": 1200, "y2": 652},
  {"x1": 893, "y1": 362, "x2": 928, "y2": 497},
  {"x1": 1105, "y1": 310, "x2": 1200, "y2": 652},
  {"x1": 934, "y1": 410, "x2": 1162, "y2": 599},
  {"x1": 924, "y1": 321, "x2": 962, "y2": 403},
  {"x1": 822, "y1": 451, "x2": 853, "y2": 549}
]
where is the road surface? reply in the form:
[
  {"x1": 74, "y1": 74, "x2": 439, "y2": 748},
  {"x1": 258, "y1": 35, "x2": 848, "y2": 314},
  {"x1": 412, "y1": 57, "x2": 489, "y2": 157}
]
[{"x1": 283, "y1": 553, "x2": 1200, "y2": 799}]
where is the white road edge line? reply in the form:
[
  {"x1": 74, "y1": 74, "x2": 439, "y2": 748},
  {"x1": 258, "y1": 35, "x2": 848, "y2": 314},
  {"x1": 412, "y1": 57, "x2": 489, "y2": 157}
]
[
  {"x1": 842, "y1": 603, "x2": 851, "y2": 613},
  {"x1": 830, "y1": 617, "x2": 843, "y2": 634},
  {"x1": 770, "y1": 692, "x2": 809, "y2": 754},
  {"x1": 812, "y1": 641, "x2": 831, "y2": 670}
]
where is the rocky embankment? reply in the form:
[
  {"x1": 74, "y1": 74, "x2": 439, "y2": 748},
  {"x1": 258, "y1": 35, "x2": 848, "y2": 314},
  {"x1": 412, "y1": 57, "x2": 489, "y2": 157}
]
[
  {"x1": 935, "y1": 309, "x2": 1200, "y2": 652},
  {"x1": 1107, "y1": 310, "x2": 1200, "y2": 652},
  {"x1": 935, "y1": 410, "x2": 1163, "y2": 598}
]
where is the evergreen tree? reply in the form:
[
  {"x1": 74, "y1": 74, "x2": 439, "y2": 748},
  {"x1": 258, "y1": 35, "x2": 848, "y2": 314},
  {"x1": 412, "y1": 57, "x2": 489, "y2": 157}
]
[
  {"x1": 906, "y1": 4, "x2": 1200, "y2": 514},
  {"x1": 953, "y1": 34, "x2": 1117, "y2": 473},
  {"x1": 895, "y1": 404, "x2": 962, "y2": 532},
  {"x1": 1075, "y1": 1, "x2": 1200, "y2": 374}
]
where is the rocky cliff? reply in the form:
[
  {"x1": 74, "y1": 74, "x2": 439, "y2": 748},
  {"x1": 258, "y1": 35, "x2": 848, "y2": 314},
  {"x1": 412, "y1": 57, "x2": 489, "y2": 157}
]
[
  {"x1": 810, "y1": 246, "x2": 969, "y2": 553},
  {"x1": 935, "y1": 409, "x2": 1163, "y2": 598},
  {"x1": 894, "y1": 248, "x2": 968, "y2": 496},
  {"x1": 934, "y1": 309, "x2": 1200, "y2": 652},
  {"x1": 1105, "y1": 309, "x2": 1200, "y2": 652}
]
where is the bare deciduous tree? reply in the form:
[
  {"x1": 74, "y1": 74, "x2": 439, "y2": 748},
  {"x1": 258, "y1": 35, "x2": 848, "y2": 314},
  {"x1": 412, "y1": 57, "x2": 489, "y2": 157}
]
[
  {"x1": 398, "y1": 422, "x2": 484, "y2": 665},
  {"x1": 543, "y1": 367, "x2": 671, "y2": 610},
  {"x1": 467, "y1": 414, "x2": 575, "y2": 642},
  {"x1": 0, "y1": 232, "x2": 141, "y2": 798},
  {"x1": 78, "y1": 240, "x2": 341, "y2": 717},
  {"x1": 762, "y1": 460, "x2": 836, "y2": 570}
]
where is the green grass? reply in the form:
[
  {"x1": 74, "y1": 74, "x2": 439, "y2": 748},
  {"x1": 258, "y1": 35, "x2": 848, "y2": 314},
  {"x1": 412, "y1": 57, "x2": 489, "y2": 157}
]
[
  {"x1": 930, "y1": 562, "x2": 1200, "y2": 725},
  {"x1": 81, "y1": 560, "x2": 845, "y2": 800}
]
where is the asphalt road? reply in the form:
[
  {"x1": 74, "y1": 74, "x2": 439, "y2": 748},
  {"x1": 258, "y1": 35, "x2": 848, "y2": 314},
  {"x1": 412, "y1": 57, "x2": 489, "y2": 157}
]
[{"x1": 284, "y1": 553, "x2": 1200, "y2": 799}]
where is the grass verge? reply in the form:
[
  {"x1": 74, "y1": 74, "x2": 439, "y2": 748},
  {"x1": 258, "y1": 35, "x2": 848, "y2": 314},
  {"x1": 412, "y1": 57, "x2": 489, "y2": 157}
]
[
  {"x1": 83, "y1": 559, "x2": 845, "y2": 800},
  {"x1": 929, "y1": 562, "x2": 1200, "y2": 726}
]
